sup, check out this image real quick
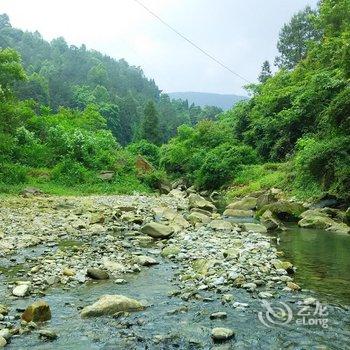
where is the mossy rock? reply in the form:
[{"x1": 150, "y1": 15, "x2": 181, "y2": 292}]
[
  {"x1": 161, "y1": 245, "x2": 181, "y2": 257},
  {"x1": 257, "y1": 201, "x2": 305, "y2": 222}
]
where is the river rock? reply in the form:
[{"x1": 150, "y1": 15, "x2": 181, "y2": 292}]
[
  {"x1": 209, "y1": 220, "x2": 233, "y2": 231},
  {"x1": 86, "y1": 268, "x2": 109, "y2": 280},
  {"x1": 227, "y1": 197, "x2": 257, "y2": 210},
  {"x1": 210, "y1": 312, "x2": 227, "y2": 319},
  {"x1": 192, "y1": 259, "x2": 213, "y2": 276},
  {"x1": 298, "y1": 209, "x2": 350, "y2": 233},
  {"x1": 20, "y1": 187, "x2": 43, "y2": 197},
  {"x1": 12, "y1": 283, "x2": 30, "y2": 297},
  {"x1": 89, "y1": 212, "x2": 105, "y2": 224},
  {"x1": 169, "y1": 189, "x2": 185, "y2": 199},
  {"x1": 22, "y1": 300, "x2": 52, "y2": 322},
  {"x1": 98, "y1": 171, "x2": 114, "y2": 181},
  {"x1": 0, "y1": 305, "x2": 8, "y2": 315},
  {"x1": 345, "y1": 208, "x2": 350, "y2": 225},
  {"x1": 260, "y1": 210, "x2": 284, "y2": 230},
  {"x1": 38, "y1": 329, "x2": 58, "y2": 341},
  {"x1": 161, "y1": 245, "x2": 181, "y2": 257},
  {"x1": 211, "y1": 327, "x2": 235, "y2": 342},
  {"x1": 81, "y1": 295, "x2": 144, "y2": 317},
  {"x1": 242, "y1": 223, "x2": 267, "y2": 234},
  {"x1": 0, "y1": 329, "x2": 10, "y2": 341},
  {"x1": 287, "y1": 281, "x2": 301, "y2": 291},
  {"x1": 298, "y1": 209, "x2": 334, "y2": 229},
  {"x1": 188, "y1": 194, "x2": 216, "y2": 212},
  {"x1": 326, "y1": 222, "x2": 350, "y2": 234},
  {"x1": 256, "y1": 191, "x2": 278, "y2": 210},
  {"x1": 135, "y1": 255, "x2": 159, "y2": 266},
  {"x1": 258, "y1": 291, "x2": 273, "y2": 299},
  {"x1": 62, "y1": 267, "x2": 75, "y2": 277},
  {"x1": 0, "y1": 337, "x2": 6, "y2": 348},
  {"x1": 257, "y1": 201, "x2": 305, "y2": 221},
  {"x1": 273, "y1": 261, "x2": 294, "y2": 273},
  {"x1": 303, "y1": 297, "x2": 317, "y2": 306},
  {"x1": 188, "y1": 212, "x2": 211, "y2": 225},
  {"x1": 223, "y1": 209, "x2": 253, "y2": 217},
  {"x1": 172, "y1": 215, "x2": 190, "y2": 229},
  {"x1": 102, "y1": 258, "x2": 125, "y2": 273},
  {"x1": 141, "y1": 222, "x2": 174, "y2": 239}
]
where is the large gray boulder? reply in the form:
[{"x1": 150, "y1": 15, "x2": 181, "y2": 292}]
[
  {"x1": 260, "y1": 209, "x2": 284, "y2": 231},
  {"x1": 81, "y1": 295, "x2": 144, "y2": 317},
  {"x1": 242, "y1": 223, "x2": 267, "y2": 234},
  {"x1": 188, "y1": 212, "x2": 211, "y2": 225},
  {"x1": 141, "y1": 222, "x2": 174, "y2": 239},
  {"x1": 257, "y1": 201, "x2": 305, "y2": 221},
  {"x1": 227, "y1": 197, "x2": 257, "y2": 211},
  {"x1": 223, "y1": 209, "x2": 254, "y2": 217},
  {"x1": 188, "y1": 194, "x2": 216, "y2": 212}
]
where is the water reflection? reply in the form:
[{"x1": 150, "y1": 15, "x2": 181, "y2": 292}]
[{"x1": 272, "y1": 225, "x2": 350, "y2": 305}]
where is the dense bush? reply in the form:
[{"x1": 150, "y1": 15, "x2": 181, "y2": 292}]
[
  {"x1": 51, "y1": 159, "x2": 91, "y2": 186},
  {"x1": 138, "y1": 169, "x2": 168, "y2": 190},
  {"x1": 293, "y1": 136, "x2": 350, "y2": 199},
  {"x1": 0, "y1": 163, "x2": 27, "y2": 184},
  {"x1": 196, "y1": 143, "x2": 258, "y2": 189},
  {"x1": 126, "y1": 139, "x2": 160, "y2": 166},
  {"x1": 160, "y1": 121, "x2": 259, "y2": 189}
]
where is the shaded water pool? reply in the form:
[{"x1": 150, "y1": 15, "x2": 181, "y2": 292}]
[{"x1": 271, "y1": 225, "x2": 350, "y2": 305}]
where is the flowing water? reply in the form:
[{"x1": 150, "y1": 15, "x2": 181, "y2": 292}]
[{"x1": 1, "y1": 228, "x2": 350, "y2": 349}]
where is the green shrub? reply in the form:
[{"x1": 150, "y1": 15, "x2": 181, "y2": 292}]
[
  {"x1": 293, "y1": 135, "x2": 350, "y2": 199},
  {"x1": 0, "y1": 163, "x2": 27, "y2": 184},
  {"x1": 227, "y1": 163, "x2": 287, "y2": 198},
  {"x1": 139, "y1": 169, "x2": 168, "y2": 190},
  {"x1": 196, "y1": 143, "x2": 258, "y2": 189},
  {"x1": 52, "y1": 159, "x2": 92, "y2": 186},
  {"x1": 127, "y1": 140, "x2": 160, "y2": 166}
]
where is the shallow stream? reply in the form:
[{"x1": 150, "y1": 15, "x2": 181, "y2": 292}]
[{"x1": 1, "y1": 227, "x2": 350, "y2": 349}]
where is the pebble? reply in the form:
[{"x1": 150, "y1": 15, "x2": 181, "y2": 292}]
[
  {"x1": 12, "y1": 284, "x2": 30, "y2": 297},
  {"x1": 210, "y1": 312, "x2": 227, "y2": 320},
  {"x1": 38, "y1": 329, "x2": 58, "y2": 341}
]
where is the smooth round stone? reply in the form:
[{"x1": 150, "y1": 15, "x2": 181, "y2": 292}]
[{"x1": 211, "y1": 327, "x2": 235, "y2": 342}]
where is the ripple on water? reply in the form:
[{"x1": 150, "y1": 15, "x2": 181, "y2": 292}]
[{"x1": 3, "y1": 259, "x2": 350, "y2": 349}]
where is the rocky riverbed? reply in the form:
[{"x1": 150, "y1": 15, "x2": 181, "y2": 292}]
[{"x1": 0, "y1": 191, "x2": 349, "y2": 349}]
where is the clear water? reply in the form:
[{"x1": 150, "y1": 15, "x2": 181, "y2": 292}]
[
  {"x1": 1, "y1": 228, "x2": 350, "y2": 349},
  {"x1": 271, "y1": 225, "x2": 350, "y2": 306}
]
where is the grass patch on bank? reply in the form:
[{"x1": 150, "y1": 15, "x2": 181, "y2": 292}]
[
  {"x1": 0, "y1": 174, "x2": 151, "y2": 196},
  {"x1": 226, "y1": 163, "x2": 288, "y2": 199}
]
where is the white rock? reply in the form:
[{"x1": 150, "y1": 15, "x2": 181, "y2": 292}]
[{"x1": 12, "y1": 284, "x2": 30, "y2": 297}]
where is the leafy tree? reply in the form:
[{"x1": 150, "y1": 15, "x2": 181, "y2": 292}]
[
  {"x1": 127, "y1": 139, "x2": 160, "y2": 165},
  {"x1": 0, "y1": 48, "x2": 26, "y2": 98},
  {"x1": 142, "y1": 101, "x2": 161, "y2": 145},
  {"x1": 275, "y1": 6, "x2": 322, "y2": 69},
  {"x1": 0, "y1": 14, "x2": 10, "y2": 30},
  {"x1": 258, "y1": 60, "x2": 272, "y2": 83}
]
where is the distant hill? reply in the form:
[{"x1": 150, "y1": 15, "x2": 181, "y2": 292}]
[{"x1": 168, "y1": 92, "x2": 247, "y2": 111}]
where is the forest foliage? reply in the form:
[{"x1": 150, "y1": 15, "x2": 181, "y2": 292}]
[
  {"x1": 160, "y1": 0, "x2": 350, "y2": 200},
  {"x1": 0, "y1": 0, "x2": 349, "y2": 201}
]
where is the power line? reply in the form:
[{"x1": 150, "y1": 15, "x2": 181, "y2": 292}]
[{"x1": 132, "y1": 0, "x2": 251, "y2": 84}]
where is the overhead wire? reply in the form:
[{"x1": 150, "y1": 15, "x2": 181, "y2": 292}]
[{"x1": 132, "y1": 0, "x2": 251, "y2": 84}]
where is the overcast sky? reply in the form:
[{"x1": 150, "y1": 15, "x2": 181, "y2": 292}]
[{"x1": 2, "y1": 0, "x2": 318, "y2": 95}]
